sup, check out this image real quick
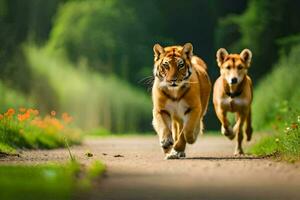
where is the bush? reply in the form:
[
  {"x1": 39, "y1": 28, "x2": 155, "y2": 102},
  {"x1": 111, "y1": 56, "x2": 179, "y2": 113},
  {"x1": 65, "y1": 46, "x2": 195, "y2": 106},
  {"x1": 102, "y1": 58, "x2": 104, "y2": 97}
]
[
  {"x1": 252, "y1": 44, "x2": 300, "y2": 130},
  {"x1": 0, "y1": 108, "x2": 81, "y2": 152},
  {"x1": 250, "y1": 43, "x2": 300, "y2": 161}
]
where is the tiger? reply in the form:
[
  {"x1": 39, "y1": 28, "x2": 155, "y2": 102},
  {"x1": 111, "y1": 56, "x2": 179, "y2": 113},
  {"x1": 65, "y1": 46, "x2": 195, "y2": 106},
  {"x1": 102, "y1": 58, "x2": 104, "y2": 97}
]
[{"x1": 152, "y1": 43, "x2": 211, "y2": 159}]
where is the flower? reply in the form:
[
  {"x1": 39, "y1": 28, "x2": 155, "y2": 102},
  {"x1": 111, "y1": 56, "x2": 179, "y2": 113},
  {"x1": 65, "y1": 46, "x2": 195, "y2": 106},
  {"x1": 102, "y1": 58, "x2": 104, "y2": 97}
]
[
  {"x1": 32, "y1": 109, "x2": 39, "y2": 116},
  {"x1": 62, "y1": 112, "x2": 73, "y2": 124},
  {"x1": 50, "y1": 111, "x2": 56, "y2": 116},
  {"x1": 284, "y1": 127, "x2": 292, "y2": 133},
  {"x1": 17, "y1": 112, "x2": 31, "y2": 122},
  {"x1": 291, "y1": 123, "x2": 298, "y2": 130},
  {"x1": 0, "y1": 114, "x2": 3, "y2": 120},
  {"x1": 4, "y1": 108, "x2": 15, "y2": 117},
  {"x1": 19, "y1": 107, "x2": 26, "y2": 113}
]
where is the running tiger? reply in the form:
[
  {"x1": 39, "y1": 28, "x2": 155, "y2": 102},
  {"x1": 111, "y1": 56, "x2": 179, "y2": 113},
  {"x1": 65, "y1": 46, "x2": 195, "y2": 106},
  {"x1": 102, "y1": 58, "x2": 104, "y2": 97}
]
[{"x1": 152, "y1": 43, "x2": 211, "y2": 159}]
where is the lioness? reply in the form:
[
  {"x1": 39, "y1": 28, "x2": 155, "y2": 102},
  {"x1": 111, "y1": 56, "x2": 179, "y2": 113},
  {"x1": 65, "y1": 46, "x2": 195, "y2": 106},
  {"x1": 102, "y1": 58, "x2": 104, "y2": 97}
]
[{"x1": 152, "y1": 43, "x2": 211, "y2": 159}]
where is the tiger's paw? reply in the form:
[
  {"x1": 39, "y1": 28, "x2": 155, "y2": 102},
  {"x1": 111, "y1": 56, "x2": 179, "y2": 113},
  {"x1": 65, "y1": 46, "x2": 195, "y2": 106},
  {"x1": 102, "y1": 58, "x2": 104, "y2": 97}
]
[
  {"x1": 160, "y1": 136, "x2": 174, "y2": 150},
  {"x1": 165, "y1": 149, "x2": 185, "y2": 160}
]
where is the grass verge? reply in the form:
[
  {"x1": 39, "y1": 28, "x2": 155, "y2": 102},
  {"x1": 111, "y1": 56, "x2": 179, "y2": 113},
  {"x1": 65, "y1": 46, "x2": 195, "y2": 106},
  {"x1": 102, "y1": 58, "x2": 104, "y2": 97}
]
[
  {"x1": 249, "y1": 113, "x2": 300, "y2": 162},
  {"x1": 0, "y1": 160, "x2": 105, "y2": 200},
  {"x1": 0, "y1": 108, "x2": 81, "y2": 155}
]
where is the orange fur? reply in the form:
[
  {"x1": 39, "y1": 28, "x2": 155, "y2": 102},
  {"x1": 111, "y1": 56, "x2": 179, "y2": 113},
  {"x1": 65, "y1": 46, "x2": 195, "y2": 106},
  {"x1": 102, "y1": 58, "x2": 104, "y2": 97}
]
[
  {"x1": 152, "y1": 43, "x2": 211, "y2": 159},
  {"x1": 213, "y1": 48, "x2": 253, "y2": 155}
]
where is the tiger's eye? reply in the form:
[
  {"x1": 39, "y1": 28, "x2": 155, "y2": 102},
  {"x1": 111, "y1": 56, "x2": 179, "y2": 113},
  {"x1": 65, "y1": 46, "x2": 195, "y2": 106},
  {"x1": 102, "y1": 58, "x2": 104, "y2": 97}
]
[
  {"x1": 178, "y1": 63, "x2": 184, "y2": 68},
  {"x1": 177, "y1": 60, "x2": 185, "y2": 68},
  {"x1": 162, "y1": 62, "x2": 169, "y2": 69},
  {"x1": 237, "y1": 65, "x2": 243, "y2": 70},
  {"x1": 226, "y1": 66, "x2": 231, "y2": 70}
]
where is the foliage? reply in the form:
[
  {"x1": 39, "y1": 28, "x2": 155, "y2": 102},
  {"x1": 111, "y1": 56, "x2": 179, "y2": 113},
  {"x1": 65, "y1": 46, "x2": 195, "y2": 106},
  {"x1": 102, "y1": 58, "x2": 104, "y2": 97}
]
[
  {"x1": 250, "y1": 44, "x2": 300, "y2": 161},
  {"x1": 0, "y1": 81, "x2": 34, "y2": 113},
  {"x1": 0, "y1": 160, "x2": 105, "y2": 200},
  {"x1": 252, "y1": 44, "x2": 300, "y2": 130},
  {"x1": 216, "y1": 0, "x2": 300, "y2": 81},
  {"x1": 250, "y1": 112, "x2": 300, "y2": 162},
  {"x1": 47, "y1": 0, "x2": 155, "y2": 82},
  {"x1": 26, "y1": 45, "x2": 152, "y2": 132},
  {"x1": 0, "y1": 107, "x2": 81, "y2": 153}
]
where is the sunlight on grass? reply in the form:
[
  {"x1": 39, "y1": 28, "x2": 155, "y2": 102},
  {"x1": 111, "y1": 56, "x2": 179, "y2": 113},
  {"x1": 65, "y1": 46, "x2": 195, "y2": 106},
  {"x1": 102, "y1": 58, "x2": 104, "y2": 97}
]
[
  {"x1": 0, "y1": 108, "x2": 81, "y2": 154},
  {"x1": 250, "y1": 113, "x2": 300, "y2": 162},
  {"x1": 25, "y1": 45, "x2": 152, "y2": 132}
]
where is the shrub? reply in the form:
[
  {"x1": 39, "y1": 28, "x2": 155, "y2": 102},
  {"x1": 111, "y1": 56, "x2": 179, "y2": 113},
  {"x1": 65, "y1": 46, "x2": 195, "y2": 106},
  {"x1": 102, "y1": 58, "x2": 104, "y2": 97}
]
[{"x1": 0, "y1": 108, "x2": 81, "y2": 152}]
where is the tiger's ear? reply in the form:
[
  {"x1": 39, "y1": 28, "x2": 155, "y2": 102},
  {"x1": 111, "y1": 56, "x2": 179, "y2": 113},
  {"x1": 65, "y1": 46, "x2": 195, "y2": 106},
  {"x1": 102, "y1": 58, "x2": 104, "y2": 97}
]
[
  {"x1": 216, "y1": 48, "x2": 228, "y2": 67},
  {"x1": 182, "y1": 43, "x2": 193, "y2": 59},
  {"x1": 153, "y1": 44, "x2": 164, "y2": 61},
  {"x1": 240, "y1": 49, "x2": 252, "y2": 67}
]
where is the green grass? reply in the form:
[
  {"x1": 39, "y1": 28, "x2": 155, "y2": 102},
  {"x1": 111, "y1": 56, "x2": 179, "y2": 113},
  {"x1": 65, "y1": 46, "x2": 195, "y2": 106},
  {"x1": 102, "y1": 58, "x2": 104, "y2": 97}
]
[
  {"x1": 0, "y1": 108, "x2": 82, "y2": 155},
  {"x1": 250, "y1": 126, "x2": 300, "y2": 162},
  {"x1": 0, "y1": 81, "x2": 34, "y2": 114},
  {"x1": 249, "y1": 44, "x2": 300, "y2": 162},
  {"x1": 25, "y1": 45, "x2": 152, "y2": 133},
  {"x1": 250, "y1": 101, "x2": 300, "y2": 162},
  {"x1": 0, "y1": 160, "x2": 105, "y2": 200},
  {"x1": 252, "y1": 44, "x2": 300, "y2": 130}
]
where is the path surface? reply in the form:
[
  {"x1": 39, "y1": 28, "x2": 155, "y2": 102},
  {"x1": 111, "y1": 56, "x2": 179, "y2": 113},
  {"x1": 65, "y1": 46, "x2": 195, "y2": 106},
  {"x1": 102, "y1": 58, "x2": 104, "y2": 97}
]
[{"x1": 1, "y1": 135, "x2": 300, "y2": 200}]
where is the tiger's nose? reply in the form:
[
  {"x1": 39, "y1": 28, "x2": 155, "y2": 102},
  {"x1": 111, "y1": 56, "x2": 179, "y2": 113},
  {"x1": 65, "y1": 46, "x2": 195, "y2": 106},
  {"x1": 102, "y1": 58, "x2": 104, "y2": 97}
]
[
  {"x1": 231, "y1": 77, "x2": 238, "y2": 84},
  {"x1": 170, "y1": 77, "x2": 177, "y2": 82}
]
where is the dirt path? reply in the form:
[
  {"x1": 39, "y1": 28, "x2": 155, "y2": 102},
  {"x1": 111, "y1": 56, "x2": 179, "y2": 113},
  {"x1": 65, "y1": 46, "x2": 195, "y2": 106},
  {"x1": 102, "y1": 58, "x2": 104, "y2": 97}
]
[{"x1": 1, "y1": 135, "x2": 300, "y2": 200}]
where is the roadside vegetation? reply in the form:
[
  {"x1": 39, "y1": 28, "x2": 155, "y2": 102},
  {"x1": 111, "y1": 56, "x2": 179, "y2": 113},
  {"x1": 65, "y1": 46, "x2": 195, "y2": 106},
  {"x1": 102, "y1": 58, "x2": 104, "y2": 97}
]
[
  {"x1": 249, "y1": 44, "x2": 300, "y2": 161},
  {"x1": 0, "y1": 160, "x2": 105, "y2": 200},
  {"x1": 26, "y1": 46, "x2": 152, "y2": 132},
  {"x1": 0, "y1": 107, "x2": 81, "y2": 154}
]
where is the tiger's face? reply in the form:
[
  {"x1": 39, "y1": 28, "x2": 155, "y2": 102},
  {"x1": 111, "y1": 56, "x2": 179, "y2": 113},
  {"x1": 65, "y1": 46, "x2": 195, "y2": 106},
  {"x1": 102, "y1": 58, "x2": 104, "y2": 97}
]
[{"x1": 153, "y1": 43, "x2": 193, "y2": 89}]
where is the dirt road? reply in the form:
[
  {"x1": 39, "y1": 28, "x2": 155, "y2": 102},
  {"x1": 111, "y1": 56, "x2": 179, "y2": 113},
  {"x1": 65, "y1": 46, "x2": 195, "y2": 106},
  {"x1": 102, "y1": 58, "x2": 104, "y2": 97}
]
[{"x1": 1, "y1": 135, "x2": 300, "y2": 200}]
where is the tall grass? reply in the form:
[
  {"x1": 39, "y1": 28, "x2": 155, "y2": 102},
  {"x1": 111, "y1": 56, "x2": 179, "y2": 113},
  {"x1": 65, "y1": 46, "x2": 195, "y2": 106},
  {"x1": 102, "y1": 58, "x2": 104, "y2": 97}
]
[
  {"x1": 0, "y1": 108, "x2": 81, "y2": 153},
  {"x1": 250, "y1": 111, "x2": 300, "y2": 161},
  {"x1": 252, "y1": 44, "x2": 300, "y2": 130},
  {"x1": 250, "y1": 44, "x2": 300, "y2": 161},
  {"x1": 25, "y1": 45, "x2": 152, "y2": 132},
  {"x1": 0, "y1": 81, "x2": 33, "y2": 113}
]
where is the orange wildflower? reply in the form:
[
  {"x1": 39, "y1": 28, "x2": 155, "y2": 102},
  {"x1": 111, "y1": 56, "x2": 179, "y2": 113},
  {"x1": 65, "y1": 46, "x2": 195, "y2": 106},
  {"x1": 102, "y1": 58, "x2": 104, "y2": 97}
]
[
  {"x1": 62, "y1": 112, "x2": 73, "y2": 124},
  {"x1": 32, "y1": 109, "x2": 39, "y2": 116},
  {"x1": 5, "y1": 108, "x2": 15, "y2": 117},
  {"x1": 291, "y1": 123, "x2": 298, "y2": 130},
  {"x1": 18, "y1": 112, "x2": 31, "y2": 122},
  {"x1": 19, "y1": 107, "x2": 26, "y2": 113},
  {"x1": 51, "y1": 110, "x2": 56, "y2": 116},
  {"x1": 27, "y1": 108, "x2": 35, "y2": 114},
  {"x1": 0, "y1": 114, "x2": 3, "y2": 120}
]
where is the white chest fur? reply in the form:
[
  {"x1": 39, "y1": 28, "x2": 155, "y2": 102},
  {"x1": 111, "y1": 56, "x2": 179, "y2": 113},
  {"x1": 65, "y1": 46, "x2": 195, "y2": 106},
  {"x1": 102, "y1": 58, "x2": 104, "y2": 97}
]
[{"x1": 165, "y1": 100, "x2": 189, "y2": 120}]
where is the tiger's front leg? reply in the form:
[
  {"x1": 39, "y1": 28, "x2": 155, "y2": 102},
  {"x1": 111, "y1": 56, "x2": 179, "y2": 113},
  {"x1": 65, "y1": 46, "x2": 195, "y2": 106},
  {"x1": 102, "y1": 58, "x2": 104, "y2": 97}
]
[
  {"x1": 152, "y1": 110, "x2": 173, "y2": 154},
  {"x1": 166, "y1": 108, "x2": 201, "y2": 159},
  {"x1": 182, "y1": 107, "x2": 202, "y2": 144},
  {"x1": 165, "y1": 117, "x2": 186, "y2": 159}
]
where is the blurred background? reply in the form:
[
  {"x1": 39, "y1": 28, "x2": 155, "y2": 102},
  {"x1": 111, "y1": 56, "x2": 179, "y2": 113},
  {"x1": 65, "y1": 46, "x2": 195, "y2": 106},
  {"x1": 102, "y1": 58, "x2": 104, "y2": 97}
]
[{"x1": 1, "y1": 0, "x2": 300, "y2": 134}]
